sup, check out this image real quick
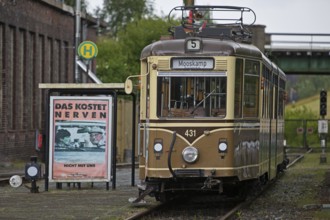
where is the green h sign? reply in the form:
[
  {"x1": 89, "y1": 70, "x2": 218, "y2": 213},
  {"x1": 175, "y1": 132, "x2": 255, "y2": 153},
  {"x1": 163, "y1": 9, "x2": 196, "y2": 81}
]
[{"x1": 78, "y1": 41, "x2": 98, "y2": 60}]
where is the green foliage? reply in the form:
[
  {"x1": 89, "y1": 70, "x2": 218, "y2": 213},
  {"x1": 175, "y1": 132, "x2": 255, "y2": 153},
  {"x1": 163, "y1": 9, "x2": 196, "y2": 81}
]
[
  {"x1": 287, "y1": 75, "x2": 330, "y2": 102},
  {"x1": 96, "y1": 38, "x2": 129, "y2": 82},
  {"x1": 285, "y1": 105, "x2": 318, "y2": 120},
  {"x1": 99, "y1": 0, "x2": 154, "y2": 36},
  {"x1": 285, "y1": 106, "x2": 319, "y2": 147},
  {"x1": 96, "y1": 17, "x2": 175, "y2": 82}
]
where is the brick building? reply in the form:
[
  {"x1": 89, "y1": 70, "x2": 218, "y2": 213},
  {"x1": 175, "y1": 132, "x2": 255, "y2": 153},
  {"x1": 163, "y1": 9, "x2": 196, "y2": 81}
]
[{"x1": 0, "y1": 0, "x2": 101, "y2": 161}]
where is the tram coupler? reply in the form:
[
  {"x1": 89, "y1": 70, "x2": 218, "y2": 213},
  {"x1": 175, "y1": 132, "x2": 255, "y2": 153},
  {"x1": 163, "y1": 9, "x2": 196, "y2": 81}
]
[
  {"x1": 129, "y1": 184, "x2": 154, "y2": 204},
  {"x1": 202, "y1": 176, "x2": 222, "y2": 193}
]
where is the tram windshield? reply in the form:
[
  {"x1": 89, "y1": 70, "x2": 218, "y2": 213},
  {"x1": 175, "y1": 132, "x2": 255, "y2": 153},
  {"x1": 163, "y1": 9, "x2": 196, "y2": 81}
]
[{"x1": 157, "y1": 72, "x2": 226, "y2": 118}]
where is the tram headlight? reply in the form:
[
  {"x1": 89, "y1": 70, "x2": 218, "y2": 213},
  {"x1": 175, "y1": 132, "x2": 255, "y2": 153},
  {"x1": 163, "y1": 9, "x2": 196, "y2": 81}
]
[
  {"x1": 182, "y1": 146, "x2": 198, "y2": 163},
  {"x1": 218, "y1": 141, "x2": 228, "y2": 153},
  {"x1": 153, "y1": 140, "x2": 163, "y2": 153}
]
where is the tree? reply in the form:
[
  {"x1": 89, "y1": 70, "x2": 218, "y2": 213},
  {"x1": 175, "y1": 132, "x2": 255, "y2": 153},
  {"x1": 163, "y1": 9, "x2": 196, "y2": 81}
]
[
  {"x1": 96, "y1": 17, "x2": 175, "y2": 82},
  {"x1": 99, "y1": 0, "x2": 154, "y2": 36},
  {"x1": 96, "y1": 38, "x2": 128, "y2": 82}
]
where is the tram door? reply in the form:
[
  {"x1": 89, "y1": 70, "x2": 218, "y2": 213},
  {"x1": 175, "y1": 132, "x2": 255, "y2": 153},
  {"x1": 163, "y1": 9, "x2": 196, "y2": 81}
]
[
  {"x1": 269, "y1": 74, "x2": 278, "y2": 180},
  {"x1": 261, "y1": 66, "x2": 276, "y2": 180},
  {"x1": 269, "y1": 80, "x2": 277, "y2": 179}
]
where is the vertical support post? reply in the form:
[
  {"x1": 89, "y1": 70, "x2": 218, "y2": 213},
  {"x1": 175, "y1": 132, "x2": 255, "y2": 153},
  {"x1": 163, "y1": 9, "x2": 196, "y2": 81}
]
[
  {"x1": 319, "y1": 89, "x2": 327, "y2": 163},
  {"x1": 75, "y1": 0, "x2": 81, "y2": 83},
  {"x1": 112, "y1": 92, "x2": 117, "y2": 190},
  {"x1": 31, "y1": 180, "x2": 39, "y2": 193},
  {"x1": 319, "y1": 117, "x2": 327, "y2": 164},
  {"x1": 303, "y1": 119, "x2": 307, "y2": 148},
  {"x1": 131, "y1": 93, "x2": 136, "y2": 186},
  {"x1": 184, "y1": 0, "x2": 195, "y2": 6},
  {"x1": 320, "y1": 133, "x2": 327, "y2": 163},
  {"x1": 44, "y1": 90, "x2": 50, "y2": 191}
]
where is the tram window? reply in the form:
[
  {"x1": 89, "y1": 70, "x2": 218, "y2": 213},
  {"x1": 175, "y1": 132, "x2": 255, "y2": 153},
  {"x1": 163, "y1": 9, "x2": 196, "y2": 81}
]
[
  {"x1": 278, "y1": 78, "x2": 286, "y2": 118},
  {"x1": 235, "y1": 59, "x2": 243, "y2": 118},
  {"x1": 274, "y1": 75, "x2": 279, "y2": 119},
  {"x1": 157, "y1": 74, "x2": 227, "y2": 118},
  {"x1": 243, "y1": 60, "x2": 259, "y2": 117},
  {"x1": 279, "y1": 90, "x2": 284, "y2": 118},
  {"x1": 262, "y1": 65, "x2": 270, "y2": 118}
]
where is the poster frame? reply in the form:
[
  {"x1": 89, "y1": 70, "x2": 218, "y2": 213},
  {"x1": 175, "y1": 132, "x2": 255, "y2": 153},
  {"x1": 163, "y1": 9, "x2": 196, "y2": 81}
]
[{"x1": 48, "y1": 96, "x2": 113, "y2": 183}]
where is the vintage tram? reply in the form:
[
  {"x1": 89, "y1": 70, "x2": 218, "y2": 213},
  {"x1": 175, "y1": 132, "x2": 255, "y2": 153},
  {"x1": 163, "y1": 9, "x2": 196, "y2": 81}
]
[{"x1": 127, "y1": 6, "x2": 287, "y2": 202}]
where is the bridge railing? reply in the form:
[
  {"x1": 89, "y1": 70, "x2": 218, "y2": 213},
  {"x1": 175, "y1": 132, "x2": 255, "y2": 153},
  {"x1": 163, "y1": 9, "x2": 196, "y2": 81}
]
[{"x1": 266, "y1": 33, "x2": 330, "y2": 50}]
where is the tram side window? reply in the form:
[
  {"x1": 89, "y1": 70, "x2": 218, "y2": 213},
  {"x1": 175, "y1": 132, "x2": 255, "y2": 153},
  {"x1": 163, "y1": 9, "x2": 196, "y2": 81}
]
[
  {"x1": 262, "y1": 65, "x2": 270, "y2": 118},
  {"x1": 157, "y1": 75, "x2": 227, "y2": 118},
  {"x1": 243, "y1": 60, "x2": 259, "y2": 117},
  {"x1": 235, "y1": 59, "x2": 243, "y2": 118},
  {"x1": 274, "y1": 74, "x2": 279, "y2": 119},
  {"x1": 278, "y1": 79, "x2": 286, "y2": 118}
]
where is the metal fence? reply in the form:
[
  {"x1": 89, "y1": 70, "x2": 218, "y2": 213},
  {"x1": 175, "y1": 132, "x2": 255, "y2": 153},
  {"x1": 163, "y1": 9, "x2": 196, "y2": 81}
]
[{"x1": 285, "y1": 119, "x2": 329, "y2": 148}]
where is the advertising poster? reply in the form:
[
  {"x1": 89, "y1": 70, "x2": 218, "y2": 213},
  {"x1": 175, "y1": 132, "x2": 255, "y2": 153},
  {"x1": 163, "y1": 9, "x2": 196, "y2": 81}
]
[{"x1": 49, "y1": 96, "x2": 112, "y2": 182}]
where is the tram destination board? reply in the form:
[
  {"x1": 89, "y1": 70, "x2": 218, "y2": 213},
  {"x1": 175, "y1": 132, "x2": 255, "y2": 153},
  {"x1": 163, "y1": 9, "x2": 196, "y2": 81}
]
[{"x1": 171, "y1": 58, "x2": 214, "y2": 70}]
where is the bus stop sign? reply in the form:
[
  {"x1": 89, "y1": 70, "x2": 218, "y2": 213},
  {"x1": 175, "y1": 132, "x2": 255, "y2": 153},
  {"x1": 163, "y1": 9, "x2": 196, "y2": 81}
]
[{"x1": 78, "y1": 41, "x2": 98, "y2": 60}]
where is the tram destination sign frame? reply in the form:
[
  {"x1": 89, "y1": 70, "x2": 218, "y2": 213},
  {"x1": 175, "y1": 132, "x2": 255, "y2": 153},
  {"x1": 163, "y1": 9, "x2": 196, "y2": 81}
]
[{"x1": 171, "y1": 58, "x2": 214, "y2": 70}]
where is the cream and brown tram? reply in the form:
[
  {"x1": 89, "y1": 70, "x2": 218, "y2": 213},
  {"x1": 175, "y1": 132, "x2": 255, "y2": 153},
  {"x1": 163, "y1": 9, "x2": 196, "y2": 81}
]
[{"x1": 128, "y1": 6, "x2": 287, "y2": 202}]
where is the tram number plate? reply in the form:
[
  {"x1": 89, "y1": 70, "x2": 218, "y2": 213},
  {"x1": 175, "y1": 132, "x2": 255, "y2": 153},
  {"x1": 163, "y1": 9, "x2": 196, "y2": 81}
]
[
  {"x1": 185, "y1": 129, "x2": 196, "y2": 137},
  {"x1": 186, "y1": 39, "x2": 201, "y2": 51}
]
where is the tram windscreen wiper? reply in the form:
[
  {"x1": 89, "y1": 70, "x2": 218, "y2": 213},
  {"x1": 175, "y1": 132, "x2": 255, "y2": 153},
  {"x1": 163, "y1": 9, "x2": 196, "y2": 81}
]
[{"x1": 190, "y1": 88, "x2": 216, "y2": 114}]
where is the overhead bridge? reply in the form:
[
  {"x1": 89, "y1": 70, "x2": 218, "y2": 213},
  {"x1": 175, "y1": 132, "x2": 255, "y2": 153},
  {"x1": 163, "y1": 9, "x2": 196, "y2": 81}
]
[{"x1": 264, "y1": 33, "x2": 330, "y2": 75}]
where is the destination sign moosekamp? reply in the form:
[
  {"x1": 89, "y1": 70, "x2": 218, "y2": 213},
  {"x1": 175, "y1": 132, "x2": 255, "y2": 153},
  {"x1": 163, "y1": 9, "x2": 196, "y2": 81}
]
[{"x1": 171, "y1": 58, "x2": 214, "y2": 70}]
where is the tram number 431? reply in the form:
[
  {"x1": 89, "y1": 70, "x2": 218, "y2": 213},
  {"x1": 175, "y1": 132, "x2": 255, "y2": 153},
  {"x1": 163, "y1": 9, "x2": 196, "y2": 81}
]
[{"x1": 185, "y1": 129, "x2": 196, "y2": 137}]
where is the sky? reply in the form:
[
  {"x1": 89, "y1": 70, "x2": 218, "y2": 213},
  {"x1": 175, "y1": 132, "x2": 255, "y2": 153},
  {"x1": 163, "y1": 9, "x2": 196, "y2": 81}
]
[{"x1": 86, "y1": 0, "x2": 330, "y2": 34}]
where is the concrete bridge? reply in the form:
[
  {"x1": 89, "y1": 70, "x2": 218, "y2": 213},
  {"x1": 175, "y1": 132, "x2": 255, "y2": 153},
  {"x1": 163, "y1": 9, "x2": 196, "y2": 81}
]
[{"x1": 264, "y1": 33, "x2": 330, "y2": 75}]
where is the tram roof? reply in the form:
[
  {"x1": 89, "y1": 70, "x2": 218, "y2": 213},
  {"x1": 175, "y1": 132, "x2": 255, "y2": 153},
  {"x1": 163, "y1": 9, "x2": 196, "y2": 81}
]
[{"x1": 140, "y1": 38, "x2": 263, "y2": 59}]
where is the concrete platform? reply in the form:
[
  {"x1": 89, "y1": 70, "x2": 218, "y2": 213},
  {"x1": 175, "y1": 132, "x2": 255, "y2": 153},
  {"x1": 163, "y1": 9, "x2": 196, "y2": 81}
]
[{"x1": 0, "y1": 167, "x2": 158, "y2": 220}]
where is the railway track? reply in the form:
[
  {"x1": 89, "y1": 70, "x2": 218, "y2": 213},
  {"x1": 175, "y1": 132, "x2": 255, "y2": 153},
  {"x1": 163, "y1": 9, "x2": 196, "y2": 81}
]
[
  {"x1": 126, "y1": 194, "x2": 244, "y2": 220},
  {"x1": 125, "y1": 150, "x2": 308, "y2": 220},
  {"x1": 126, "y1": 177, "x2": 280, "y2": 219}
]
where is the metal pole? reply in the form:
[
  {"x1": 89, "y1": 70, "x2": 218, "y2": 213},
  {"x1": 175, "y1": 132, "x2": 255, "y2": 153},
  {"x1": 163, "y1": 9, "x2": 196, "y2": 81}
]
[
  {"x1": 112, "y1": 93, "x2": 117, "y2": 190},
  {"x1": 131, "y1": 93, "x2": 136, "y2": 186},
  {"x1": 303, "y1": 119, "x2": 307, "y2": 148},
  {"x1": 320, "y1": 133, "x2": 327, "y2": 163},
  {"x1": 184, "y1": 0, "x2": 195, "y2": 6},
  {"x1": 75, "y1": 0, "x2": 81, "y2": 83},
  {"x1": 320, "y1": 116, "x2": 327, "y2": 164},
  {"x1": 44, "y1": 90, "x2": 50, "y2": 191}
]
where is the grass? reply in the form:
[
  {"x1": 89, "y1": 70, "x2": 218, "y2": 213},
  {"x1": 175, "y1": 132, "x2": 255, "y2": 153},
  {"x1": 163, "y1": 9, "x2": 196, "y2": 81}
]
[
  {"x1": 286, "y1": 93, "x2": 330, "y2": 117},
  {"x1": 289, "y1": 152, "x2": 330, "y2": 216},
  {"x1": 315, "y1": 209, "x2": 330, "y2": 219}
]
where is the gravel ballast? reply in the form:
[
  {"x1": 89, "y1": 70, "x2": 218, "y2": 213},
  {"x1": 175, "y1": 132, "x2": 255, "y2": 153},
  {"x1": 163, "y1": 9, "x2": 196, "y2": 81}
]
[{"x1": 238, "y1": 152, "x2": 330, "y2": 220}]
